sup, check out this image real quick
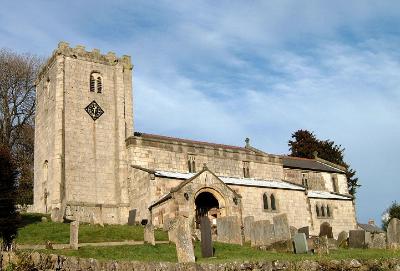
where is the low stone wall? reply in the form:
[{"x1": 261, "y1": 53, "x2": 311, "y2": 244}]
[{"x1": 2, "y1": 251, "x2": 400, "y2": 271}]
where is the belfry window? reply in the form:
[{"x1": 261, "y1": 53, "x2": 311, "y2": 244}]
[
  {"x1": 243, "y1": 161, "x2": 250, "y2": 178},
  {"x1": 188, "y1": 155, "x2": 196, "y2": 173},
  {"x1": 90, "y1": 72, "x2": 103, "y2": 93}
]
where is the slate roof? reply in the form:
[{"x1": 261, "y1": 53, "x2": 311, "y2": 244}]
[
  {"x1": 282, "y1": 156, "x2": 344, "y2": 173},
  {"x1": 307, "y1": 190, "x2": 353, "y2": 200},
  {"x1": 358, "y1": 223, "x2": 385, "y2": 233}
]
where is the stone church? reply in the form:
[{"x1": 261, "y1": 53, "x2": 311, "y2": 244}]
[{"x1": 33, "y1": 42, "x2": 357, "y2": 237}]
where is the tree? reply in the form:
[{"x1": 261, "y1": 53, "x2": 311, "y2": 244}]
[
  {"x1": 0, "y1": 145, "x2": 19, "y2": 251},
  {"x1": 288, "y1": 129, "x2": 360, "y2": 195},
  {"x1": 382, "y1": 202, "x2": 400, "y2": 230},
  {"x1": 0, "y1": 48, "x2": 42, "y2": 205}
]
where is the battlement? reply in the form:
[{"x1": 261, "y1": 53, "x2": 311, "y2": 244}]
[{"x1": 37, "y1": 41, "x2": 133, "y2": 83}]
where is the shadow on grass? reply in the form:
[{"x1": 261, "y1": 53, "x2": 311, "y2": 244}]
[{"x1": 18, "y1": 212, "x2": 50, "y2": 228}]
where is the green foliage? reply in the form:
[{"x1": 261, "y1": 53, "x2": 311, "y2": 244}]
[
  {"x1": 288, "y1": 129, "x2": 360, "y2": 195},
  {"x1": 382, "y1": 201, "x2": 400, "y2": 230},
  {"x1": 16, "y1": 213, "x2": 168, "y2": 244},
  {"x1": 0, "y1": 145, "x2": 19, "y2": 250}
]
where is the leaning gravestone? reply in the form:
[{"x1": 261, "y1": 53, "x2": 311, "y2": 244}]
[
  {"x1": 337, "y1": 231, "x2": 349, "y2": 247},
  {"x1": 216, "y1": 216, "x2": 243, "y2": 245},
  {"x1": 298, "y1": 226, "x2": 310, "y2": 238},
  {"x1": 319, "y1": 222, "x2": 333, "y2": 238},
  {"x1": 293, "y1": 233, "x2": 308, "y2": 254},
  {"x1": 70, "y1": 221, "x2": 79, "y2": 250},
  {"x1": 349, "y1": 230, "x2": 366, "y2": 248},
  {"x1": 144, "y1": 224, "x2": 155, "y2": 246},
  {"x1": 127, "y1": 209, "x2": 136, "y2": 225},
  {"x1": 387, "y1": 218, "x2": 400, "y2": 249},
  {"x1": 251, "y1": 220, "x2": 274, "y2": 247},
  {"x1": 273, "y1": 214, "x2": 291, "y2": 242},
  {"x1": 175, "y1": 217, "x2": 195, "y2": 263},
  {"x1": 200, "y1": 216, "x2": 213, "y2": 257},
  {"x1": 243, "y1": 216, "x2": 254, "y2": 242}
]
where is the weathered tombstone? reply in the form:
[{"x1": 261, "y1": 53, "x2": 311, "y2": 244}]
[
  {"x1": 349, "y1": 230, "x2": 366, "y2": 248},
  {"x1": 243, "y1": 216, "x2": 254, "y2": 242},
  {"x1": 337, "y1": 231, "x2": 348, "y2": 247},
  {"x1": 290, "y1": 226, "x2": 298, "y2": 238},
  {"x1": 175, "y1": 217, "x2": 195, "y2": 263},
  {"x1": 293, "y1": 233, "x2": 308, "y2": 254},
  {"x1": 168, "y1": 219, "x2": 178, "y2": 243},
  {"x1": 314, "y1": 236, "x2": 329, "y2": 255},
  {"x1": 127, "y1": 209, "x2": 136, "y2": 225},
  {"x1": 144, "y1": 224, "x2": 155, "y2": 245},
  {"x1": 70, "y1": 221, "x2": 79, "y2": 250},
  {"x1": 251, "y1": 220, "x2": 274, "y2": 247},
  {"x1": 200, "y1": 216, "x2": 213, "y2": 257},
  {"x1": 370, "y1": 233, "x2": 386, "y2": 249},
  {"x1": 319, "y1": 222, "x2": 333, "y2": 238},
  {"x1": 298, "y1": 226, "x2": 310, "y2": 239},
  {"x1": 163, "y1": 217, "x2": 172, "y2": 231},
  {"x1": 216, "y1": 216, "x2": 243, "y2": 245},
  {"x1": 387, "y1": 218, "x2": 400, "y2": 249},
  {"x1": 41, "y1": 217, "x2": 48, "y2": 223},
  {"x1": 273, "y1": 214, "x2": 291, "y2": 242}
]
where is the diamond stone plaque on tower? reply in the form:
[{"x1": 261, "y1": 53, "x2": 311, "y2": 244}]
[{"x1": 85, "y1": 100, "x2": 104, "y2": 121}]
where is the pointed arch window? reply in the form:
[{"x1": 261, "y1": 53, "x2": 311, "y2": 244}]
[
  {"x1": 271, "y1": 194, "x2": 276, "y2": 210},
  {"x1": 316, "y1": 204, "x2": 320, "y2": 217},
  {"x1": 321, "y1": 205, "x2": 325, "y2": 217},
  {"x1": 327, "y1": 205, "x2": 331, "y2": 217},
  {"x1": 263, "y1": 193, "x2": 269, "y2": 210},
  {"x1": 188, "y1": 155, "x2": 196, "y2": 173},
  {"x1": 90, "y1": 72, "x2": 103, "y2": 93}
]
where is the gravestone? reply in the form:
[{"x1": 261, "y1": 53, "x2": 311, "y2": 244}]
[
  {"x1": 175, "y1": 217, "x2": 195, "y2": 263},
  {"x1": 70, "y1": 221, "x2": 79, "y2": 250},
  {"x1": 144, "y1": 224, "x2": 155, "y2": 245},
  {"x1": 200, "y1": 216, "x2": 213, "y2": 257},
  {"x1": 290, "y1": 226, "x2": 298, "y2": 238},
  {"x1": 293, "y1": 233, "x2": 308, "y2": 254},
  {"x1": 314, "y1": 236, "x2": 329, "y2": 255},
  {"x1": 337, "y1": 231, "x2": 348, "y2": 247},
  {"x1": 216, "y1": 216, "x2": 243, "y2": 245},
  {"x1": 243, "y1": 216, "x2": 254, "y2": 242},
  {"x1": 387, "y1": 218, "x2": 400, "y2": 248},
  {"x1": 370, "y1": 233, "x2": 386, "y2": 249},
  {"x1": 319, "y1": 222, "x2": 333, "y2": 238},
  {"x1": 349, "y1": 230, "x2": 366, "y2": 248},
  {"x1": 298, "y1": 226, "x2": 310, "y2": 239},
  {"x1": 251, "y1": 220, "x2": 274, "y2": 247},
  {"x1": 168, "y1": 218, "x2": 178, "y2": 243},
  {"x1": 127, "y1": 209, "x2": 136, "y2": 225},
  {"x1": 273, "y1": 214, "x2": 291, "y2": 242}
]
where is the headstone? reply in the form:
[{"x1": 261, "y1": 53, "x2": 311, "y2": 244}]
[
  {"x1": 175, "y1": 217, "x2": 195, "y2": 263},
  {"x1": 216, "y1": 216, "x2": 243, "y2": 245},
  {"x1": 70, "y1": 221, "x2": 79, "y2": 250},
  {"x1": 370, "y1": 233, "x2": 386, "y2": 249},
  {"x1": 349, "y1": 230, "x2": 366, "y2": 248},
  {"x1": 51, "y1": 207, "x2": 62, "y2": 222},
  {"x1": 314, "y1": 236, "x2": 329, "y2": 255},
  {"x1": 319, "y1": 222, "x2": 333, "y2": 238},
  {"x1": 163, "y1": 217, "x2": 172, "y2": 231},
  {"x1": 298, "y1": 226, "x2": 310, "y2": 239},
  {"x1": 243, "y1": 216, "x2": 254, "y2": 242},
  {"x1": 144, "y1": 224, "x2": 155, "y2": 245},
  {"x1": 127, "y1": 209, "x2": 136, "y2": 225},
  {"x1": 273, "y1": 214, "x2": 291, "y2": 242},
  {"x1": 168, "y1": 219, "x2": 178, "y2": 244},
  {"x1": 200, "y1": 216, "x2": 213, "y2": 257},
  {"x1": 387, "y1": 218, "x2": 400, "y2": 248},
  {"x1": 293, "y1": 233, "x2": 308, "y2": 254},
  {"x1": 251, "y1": 220, "x2": 274, "y2": 247},
  {"x1": 290, "y1": 226, "x2": 298, "y2": 238},
  {"x1": 337, "y1": 231, "x2": 348, "y2": 247},
  {"x1": 41, "y1": 217, "x2": 48, "y2": 223}
]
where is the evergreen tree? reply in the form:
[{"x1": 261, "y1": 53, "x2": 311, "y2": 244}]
[
  {"x1": 288, "y1": 129, "x2": 360, "y2": 195},
  {"x1": 382, "y1": 202, "x2": 400, "y2": 230},
  {"x1": 0, "y1": 145, "x2": 19, "y2": 251}
]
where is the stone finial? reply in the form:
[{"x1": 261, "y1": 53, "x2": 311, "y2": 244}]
[
  {"x1": 245, "y1": 138, "x2": 250, "y2": 147},
  {"x1": 313, "y1": 151, "x2": 318, "y2": 158},
  {"x1": 58, "y1": 41, "x2": 69, "y2": 50}
]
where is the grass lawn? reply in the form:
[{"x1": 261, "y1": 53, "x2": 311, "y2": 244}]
[
  {"x1": 37, "y1": 242, "x2": 400, "y2": 263},
  {"x1": 17, "y1": 213, "x2": 168, "y2": 244}
]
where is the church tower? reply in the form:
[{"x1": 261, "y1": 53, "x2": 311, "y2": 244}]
[{"x1": 34, "y1": 42, "x2": 133, "y2": 223}]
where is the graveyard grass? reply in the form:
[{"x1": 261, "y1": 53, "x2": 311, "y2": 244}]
[
  {"x1": 17, "y1": 213, "x2": 168, "y2": 244},
  {"x1": 36, "y1": 242, "x2": 400, "y2": 263}
]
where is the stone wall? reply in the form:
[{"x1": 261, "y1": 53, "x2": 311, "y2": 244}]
[
  {"x1": 309, "y1": 198, "x2": 357, "y2": 238},
  {"x1": 283, "y1": 168, "x2": 326, "y2": 190},
  {"x1": 2, "y1": 252, "x2": 400, "y2": 271},
  {"x1": 126, "y1": 135, "x2": 283, "y2": 180}
]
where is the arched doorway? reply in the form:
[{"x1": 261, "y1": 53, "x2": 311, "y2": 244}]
[{"x1": 195, "y1": 191, "x2": 219, "y2": 227}]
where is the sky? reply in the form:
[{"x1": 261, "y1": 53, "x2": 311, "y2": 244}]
[{"x1": 1, "y1": 0, "x2": 399, "y2": 225}]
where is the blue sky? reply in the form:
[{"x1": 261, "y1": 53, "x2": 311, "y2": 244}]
[{"x1": 1, "y1": 1, "x2": 399, "y2": 225}]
